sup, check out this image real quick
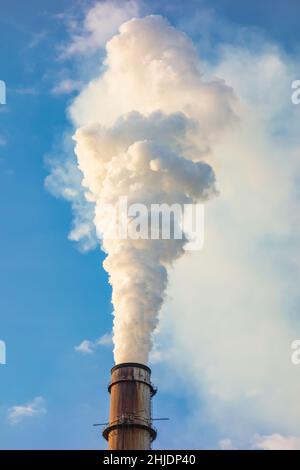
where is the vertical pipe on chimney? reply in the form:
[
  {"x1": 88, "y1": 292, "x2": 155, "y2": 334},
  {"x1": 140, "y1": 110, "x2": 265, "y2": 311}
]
[{"x1": 103, "y1": 362, "x2": 157, "y2": 450}]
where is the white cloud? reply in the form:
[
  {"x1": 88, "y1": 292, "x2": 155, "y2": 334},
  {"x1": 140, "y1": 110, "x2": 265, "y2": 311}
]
[
  {"x1": 253, "y1": 433, "x2": 300, "y2": 450},
  {"x1": 75, "y1": 332, "x2": 112, "y2": 355},
  {"x1": 52, "y1": 79, "x2": 83, "y2": 95},
  {"x1": 157, "y1": 40, "x2": 300, "y2": 444},
  {"x1": 0, "y1": 136, "x2": 6, "y2": 146},
  {"x1": 44, "y1": 137, "x2": 97, "y2": 252},
  {"x1": 219, "y1": 438, "x2": 234, "y2": 450},
  {"x1": 149, "y1": 349, "x2": 167, "y2": 365},
  {"x1": 96, "y1": 332, "x2": 113, "y2": 346},
  {"x1": 149, "y1": 340, "x2": 175, "y2": 365},
  {"x1": 74, "y1": 339, "x2": 94, "y2": 355},
  {"x1": 61, "y1": 0, "x2": 140, "y2": 57},
  {"x1": 8, "y1": 397, "x2": 47, "y2": 425}
]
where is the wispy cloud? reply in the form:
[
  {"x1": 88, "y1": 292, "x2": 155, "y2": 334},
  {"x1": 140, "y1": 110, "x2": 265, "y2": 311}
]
[
  {"x1": 59, "y1": 0, "x2": 140, "y2": 58},
  {"x1": 75, "y1": 332, "x2": 112, "y2": 355},
  {"x1": 8, "y1": 396, "x2": 47, "y2": 425},
  {"x1": 45, "y1": 146, "x2": 97, "y2": 252},
  {"x1": 75, "y1": 339, "x2": 94, "y2": 355},
  {"x1": 219, "y1": 438, "x2": 234, "y2": 450},
  {"x1": 149, "y1": 342, "x2": 174, "y2": 365},
  {"x1": 28, "y1": 31, "x2": 47, "y2": 49},
  {"x1": 13, "y1": 87, "x2": 39, "y2": 96},
  {"x1": 252, "y1": 433, "x2": 300, "y2": 450},
  {"x1": 52, "y1": 79, "x2": 83, "y2": 95}
]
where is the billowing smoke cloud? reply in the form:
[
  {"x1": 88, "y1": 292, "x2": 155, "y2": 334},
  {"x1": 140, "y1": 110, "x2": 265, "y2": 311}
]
[
  {"x1": 51, "y1": 15, "x2": 235, "y2": 364},
  {"x1": 74, "y1": 112, "x2": 216, "y2": 363}
]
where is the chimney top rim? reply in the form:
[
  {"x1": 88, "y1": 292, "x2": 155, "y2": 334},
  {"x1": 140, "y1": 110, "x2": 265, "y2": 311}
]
[{"x1": 111, "y1": 362, "x2": 151, "y2": 374}]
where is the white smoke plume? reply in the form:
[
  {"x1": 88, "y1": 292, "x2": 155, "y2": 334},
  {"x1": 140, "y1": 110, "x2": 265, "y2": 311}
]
[{"x1": 53, "y1": 16, "x2": 235, "y2": 364}]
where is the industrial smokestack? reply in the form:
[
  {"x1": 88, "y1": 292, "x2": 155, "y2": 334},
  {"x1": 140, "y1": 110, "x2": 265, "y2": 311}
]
[
  {"x1": 46, "y1": 15, "x2": 235, "y2": 449},
  {"x1": 103, "y1": 363, "x2": 157, "y2": 450}
]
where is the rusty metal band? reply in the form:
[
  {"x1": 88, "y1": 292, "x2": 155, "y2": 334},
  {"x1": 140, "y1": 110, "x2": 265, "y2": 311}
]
[
  {"x1": 108, "y1": 378, "x2": 157, "y2": 396},
  {"x1": 102, "y1": 422, "x2": 157, "y2": 442}
]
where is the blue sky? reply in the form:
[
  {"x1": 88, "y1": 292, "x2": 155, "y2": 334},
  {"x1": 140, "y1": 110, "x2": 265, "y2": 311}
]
[{"x1": 0, "y1": 0, "x2": 300, "y2": 450}]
